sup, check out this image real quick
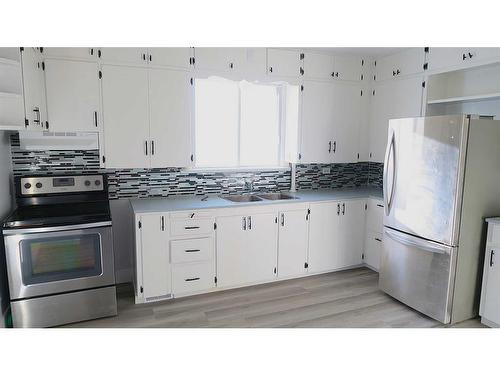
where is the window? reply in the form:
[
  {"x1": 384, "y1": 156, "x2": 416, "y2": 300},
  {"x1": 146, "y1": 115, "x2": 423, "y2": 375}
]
[{"x1": 194, "y1": 77, "x2": 298, "y2": 169}]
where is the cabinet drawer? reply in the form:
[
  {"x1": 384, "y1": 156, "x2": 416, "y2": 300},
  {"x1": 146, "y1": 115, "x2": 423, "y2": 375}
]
[
  {"x1": 172, "y1": 262, "x2": 215, "y2": 295},
  {"x1": 367, "y1": 199, "x2": 384, "y2": 233},
  {"x1": 170, "y1": 210, "x2": 214, "y2": 220},
  {"x1": 171, "y1": 237, "x2": 213, "y2": 264},
  {"x1": 170, "y1": 218, "x2": 213, "y2": 237}
]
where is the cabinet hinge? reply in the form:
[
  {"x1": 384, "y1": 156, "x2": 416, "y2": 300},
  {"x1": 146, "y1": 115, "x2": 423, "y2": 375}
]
[
  {"x1": 298, "y1": 153, "x2": 302, "y2": 160},
  {"x1": 373, "y1": 74, "x2": 376, "y2": 81},
  {"x1": 422, "y1": 81, "x2": 426, "y2": 88},
  {"x1": 98, "y1": 49, "x2": 102, "y2": 58},
  {"x1": 372, "y1": 89, "x2": 376, "y2": 96},
  {"x1": 423, "y1": 62, "x2": 428, "y2": 70},
  {"x1": 365, "y1": 203, "x2": 368, "y2": 210},
  {"x1": 138, "y1": 221, "x2": 142, "y2": 229},
  {"x1": 300, "y1": 85, "x2": 304, "y2": 92},
  {"x1": 306, "y1": 208, "x2": 310, "y2": 221},
  {"x1": 361, "y1": 74, "x2": 364, "y2": 81},
  {"x1": 360, "y1": 89, "x2": 363, "y2": 96},
  {"x1": 361, "y1": 254, "x2": 365, "y2": 260},
  {"x1": 102, "y1": 155, "x2": 106, "y2": 163},
  {"x1": 41, "y1": 61, "x2": 45, "y2": 71},
  {"x1": 424, "y1": 47, "x2": 429, "y2": 53},
  {"x1": 190, "y1": 154, "x2": 194, "y2": 162},
  {"x1": 140, "y1": 286, "x2": 143, "y2": 293},
  {"x1": 369, "y1": 152, "x2": 372, "y2": 158},
  {"x1": 190, "y1": 77, "x2": 194, "y2": 85},
  {"x1": 275, "y1": 217, "x2": 278, "y2": 224},
  {"x1": 273, "y1": 267, "x2": 277, "y2": 274},
  {"x1": 20, "y1": 47, "x2": 24, "y2": 52},
  {"x1": 45, "y1": 121, "x2": 49, "y2": 130},
  {"x1": 98, "y1": 71, "x2": 102, "y2": 79},
  {"x1": 214, "y1": 276, "x2": 217, "y2": 284},
  {"x1": 214, "y1": 222, "x2": 217, "y2": 230},
  {"x1": 304, "y1": 262, "x2": 309, "y2": 269},
  {"x1": 24, "y1": 118, "x2": 29, "y2": 127},
  {"x1": 39, "y1": 47, "x2": 44, "y2": 53},
  {"x1": 299, "y1": 67, "x2": 304, "y2": 76},
  {"x1": 357, "y1": 153, "x2": 360, "y2": 160},
  {"x1": 374, "y1": 60, "x2": 377, "y2": 67},
  {"x1": 361, "y1": 59, "x2": 364, "y2": 66},
  {"x1": 300, "y1": 53, "x2": 305, "y2": 60}
]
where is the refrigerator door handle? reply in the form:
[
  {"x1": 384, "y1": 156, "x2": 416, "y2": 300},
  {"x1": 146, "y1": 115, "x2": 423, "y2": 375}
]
[
  {"x1": 384, "y1": 227, "x2": 451, "y2": 255},
  {"x1": 383, "y1": 130, "x2": 396, "y2": 216}
]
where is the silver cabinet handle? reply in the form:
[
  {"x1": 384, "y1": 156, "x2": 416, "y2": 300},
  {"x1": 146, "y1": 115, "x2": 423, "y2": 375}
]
[
  {"x1": 145, "y1": 141, "x2": 148, "y2": 155},
  {"x1": 242, "y1": 216, "x2": 246, "y2": 230},
  {"x1": 184, "y1": 226, "x2": 200, "y2": 230},
  {"x1": 161, "y1": 216, "x2": 165, "y2": 231},
  {"x1": 185, "y1": 249, "x2": 200, "y2": 253},
  {"x1": 342, "y1": 203, "x2": 345, "y2": 215},
  {"x1": 151, "y1": 140, "x2": 155, "y2": 155},
  {"x1": 333, "y1": 141, "x2": 336, "y2": 153},
  {"x1": 248, "y1": 216, "x2": 252, "y2": 230},
  {"x1": 337, "y1": 203, "x2": 340, "y2": 216},
  {"x1": 490, "y1": 250, "x2": 495, "y2": 267},
  {"x1": 185, "y1": 277, "x2": 200, "y2": 282},
  {"x1": 328, "y1": 141, "x2": 332, "y2": 153},
  {"x1": 281, "y1": 213, "x2": 285, "y2": 227},
  {"x1": 94, "y1": 111, "x2": 98, "y2": 127}
]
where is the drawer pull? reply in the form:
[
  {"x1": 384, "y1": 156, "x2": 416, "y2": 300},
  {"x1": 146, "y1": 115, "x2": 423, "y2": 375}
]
[
  {"x1": 184, "y1": 226, "x2": 200, "y2": 230},
  {"x1": 376, "y1": 204, "x2": 384, "y2": 208},
  {"x1": 375, "y1": 238, "x2": 382, "y2": 242},
  {"x1": 185, "y1": 249, "x2": 200, "y2": 253},
  {"x1": 185, "y1": 277, "x2": 200, "y2": 282}
]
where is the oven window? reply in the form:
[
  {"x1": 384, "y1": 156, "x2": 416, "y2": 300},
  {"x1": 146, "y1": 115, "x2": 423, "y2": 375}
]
[{"x1": 20, "y1": 234, "x2": 103, "y2": 285}]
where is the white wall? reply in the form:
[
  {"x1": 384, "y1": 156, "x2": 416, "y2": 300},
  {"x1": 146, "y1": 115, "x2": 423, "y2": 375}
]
[{"x1": 0, "y1": 131, "x2": 14, "y2": 327}]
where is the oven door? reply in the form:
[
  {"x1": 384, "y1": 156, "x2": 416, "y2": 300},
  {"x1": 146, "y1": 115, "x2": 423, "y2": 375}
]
[{"x1": 3, "y1": 222, "x2": 115, "y2": 300}]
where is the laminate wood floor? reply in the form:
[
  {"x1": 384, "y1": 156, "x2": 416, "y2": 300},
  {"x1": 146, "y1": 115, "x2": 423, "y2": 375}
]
[{"x1": 64, "y1": 267, "x2": 485, "y2": 328}]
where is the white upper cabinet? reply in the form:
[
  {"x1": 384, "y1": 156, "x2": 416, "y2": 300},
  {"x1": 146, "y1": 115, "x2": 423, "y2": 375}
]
[
  {"x1": 44, "y1": 59, "x2": 100, "y2": 132},
  {"x1": 427, "y1": 47, "x2": 500, "y2": 73},
  {"x1": 99, "y1": 47, "x2": 148, "y2": 65},
  {"x1": 0, "y1": 48, "x2": 24, "y2": 130},
  {"x1": 375, "y1": 48, "x2": 425, "y2": 81},
  {"x1": 267, "y1": 48, "x2": 303, "y2": 78},
  {"x1": 149, "y1": 68, "x2": 192, "y2": 168},
  {"x1": 303, "y1": 52, "x2": 333, "y2": 80},
  {"x1": 300, "y1": 80, "x2": 335, "y2": 163},
  {"x1": 20, "y1": 47, "x2": 47, "y2": 131},
  {"x1": 101, "y1": 65, "x2": 150, "y2": 168},
  {"x1": 194, "y1": 47, "x2": 246, "y2": 72},
  {"x1": 42, "y1": 47, "x2": 98, "y2": 61},
  {"x1": 277, "y1": 208, "x2": 309, "y2": 279},
  {"x1": 333, "y1": 54, "x2": 364, "y2": 81},
  {"x1": 148, "y1": 47, "x2": 193, "y2": 70}
]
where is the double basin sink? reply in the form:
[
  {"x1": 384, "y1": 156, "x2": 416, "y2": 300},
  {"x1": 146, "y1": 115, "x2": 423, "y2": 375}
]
[{"x1": 221, "y1": 192, "x2": 298, "y2": 203}]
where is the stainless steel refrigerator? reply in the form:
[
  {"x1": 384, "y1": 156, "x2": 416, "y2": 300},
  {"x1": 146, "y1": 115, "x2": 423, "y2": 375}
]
[{"x1": 379, "y1": 114, "x2": 500, "y2": 324}]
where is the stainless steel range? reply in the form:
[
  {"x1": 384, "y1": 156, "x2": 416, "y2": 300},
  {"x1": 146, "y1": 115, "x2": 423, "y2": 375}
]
[{"x1": 2, "y1": 174, "x2": 117, "y2": 328}]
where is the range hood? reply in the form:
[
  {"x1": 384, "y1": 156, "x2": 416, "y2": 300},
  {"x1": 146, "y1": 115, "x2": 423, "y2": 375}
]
[{"x1": 18, "y1": 131, "x2": 99, "y2": 151}]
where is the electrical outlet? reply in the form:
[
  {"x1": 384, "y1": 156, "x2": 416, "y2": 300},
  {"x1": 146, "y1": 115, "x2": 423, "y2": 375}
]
[{"x1": 322, "y1": 167, "x2": 331, "y2": 174}]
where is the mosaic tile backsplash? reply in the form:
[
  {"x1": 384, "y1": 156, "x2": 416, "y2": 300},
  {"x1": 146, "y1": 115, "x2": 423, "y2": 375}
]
[{"x1": 10, "y1": 134, "x2": 383, "y2": 199}]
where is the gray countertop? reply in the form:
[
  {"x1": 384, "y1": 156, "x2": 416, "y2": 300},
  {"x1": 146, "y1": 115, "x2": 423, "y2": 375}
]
[{"x1": 130, "y1": 187, "x2": 383, "y2": 214}]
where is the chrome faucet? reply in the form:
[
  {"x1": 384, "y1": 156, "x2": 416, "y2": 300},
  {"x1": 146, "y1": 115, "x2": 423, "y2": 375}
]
[{"x1": 243, "y1": 177, "x2": 257, "y2": 193}]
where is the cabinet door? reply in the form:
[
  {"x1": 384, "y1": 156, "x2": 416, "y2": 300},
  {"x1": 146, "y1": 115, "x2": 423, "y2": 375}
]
[
  {"x1": 364, "y1": 231, "x2": 382, "y2": 271},
  {"x1": 308, "y1": 202, "x2": 340, "y2": 273},
  {"x1": 303, "y1": 52, "x2": 333, "y2": 80},
  {"x1": 358, "y1": 83, "x2": 371, "y2": 161},
  {"x1": 44, "y1": 59, "x2": 100, "y2": 132},
  {"x1": 99, "y1": 47, "x2": 147, "y2": 65},
  {"x1": 101, "y1": 65, "x2": 150, "y2": 168},
  {"x1": 278, "y1": 209, "x2": 309, "y2": 279},
  {"x1": 333, "y1": 82, "x2": 361, "y2": 163},
  {"x1": 42, "y1": 47, "x2": 97, "y2": 60},
  {"x1": 148, "y1": 47, "x2": 193, "y2": 69},
  {"x1": 149, "y1": 68, "x2": 192, "y2": 168},
  {"x1": 21, "y1": 48, "x2": 47, "y2": 130},
  {"x1": 267, "y1": 48, "x2": 302, "y2": 78},
  {"x1": 482, "y1": 248, "x2": 500, "y2": 321},
  {"x1": 369, "y1": 76, "x2": 423, "y2": 162},
  {"x1": 195, "y1": 48, "x2": 246, "y2": 72},
  {"x1": 300, "y1": 80, "x2": 335, "y2": 163},
  {"x1": 334, "y1": 55, "x2": 363, "y2": 81},
  {"x1": 375, "y1": 48, "x2": 425, "y2": 81},
  {"x1": 140, "y1": 214, "x2": 171, "y2": 300},
  {"x1": 338, "y1": 200, "x2": 365, "y2": 268}
]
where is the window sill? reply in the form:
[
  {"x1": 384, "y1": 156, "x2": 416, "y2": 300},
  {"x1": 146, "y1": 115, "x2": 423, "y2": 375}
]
[{"x1": 185, "y1": 165, "x2": 291, "y2": 173}]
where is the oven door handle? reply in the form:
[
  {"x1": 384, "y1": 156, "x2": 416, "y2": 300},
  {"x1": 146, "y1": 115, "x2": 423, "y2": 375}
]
[{"x1": 2, "y1": 221, "x2": 113, "y2": 235}]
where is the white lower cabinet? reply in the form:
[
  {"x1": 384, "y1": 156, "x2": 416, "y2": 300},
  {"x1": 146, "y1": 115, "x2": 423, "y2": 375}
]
[
  {"x1": 216, "y1": 212, "x2": 278, "y2": 288},
  {"x1": 364, "y1": 197, "x2": 384, "y2": 271},
  {"x1": 338, "y1": 200, "x2": 365, "y2": 268},
  {"x1": 480, "y1": 220, "x2": 500, "y2": 327},
  {"x1": 277, "y1": 208, "x2": 309, "y2": 279},
  {"x1": 172, "y1": 262, "x2": 215, "y2": 295},
  {"x1": 135, "y1": 214, "x2": 171, "y2": 303}
]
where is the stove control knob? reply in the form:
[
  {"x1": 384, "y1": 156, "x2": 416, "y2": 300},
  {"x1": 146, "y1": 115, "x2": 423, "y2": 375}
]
[
  {"x1": 24, "y1": 182, "x2": 32, "y2": 189},
  {"x1": 95, "y1": 180, "x2": 101, "y2": 186},
  {"x1": 35, "y1": 182, "x2": 42, "y2": 189},
  {"x1": 84, "y1": 180, "x2": 91, "y2": 186}
]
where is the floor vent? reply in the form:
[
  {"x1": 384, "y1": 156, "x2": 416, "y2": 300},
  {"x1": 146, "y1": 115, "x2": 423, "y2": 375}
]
[{"x1": 145, "y1": 294, "x2": 172, "y2": 302}]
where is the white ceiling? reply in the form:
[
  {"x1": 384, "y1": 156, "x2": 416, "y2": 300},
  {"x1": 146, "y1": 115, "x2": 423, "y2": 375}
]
[{"x1": 302, "y1": 47, "x2": 408, "y2": 57}]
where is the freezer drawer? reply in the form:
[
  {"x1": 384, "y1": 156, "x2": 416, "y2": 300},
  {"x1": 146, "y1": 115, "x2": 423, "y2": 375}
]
[{"x1": 379, "y1": 227, "x2": 457, "y2": 323}]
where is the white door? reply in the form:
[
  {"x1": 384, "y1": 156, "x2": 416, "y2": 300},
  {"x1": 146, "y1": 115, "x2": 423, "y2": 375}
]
[
  {"x1": 308, "y1": 201, "x2": 340, "y2": 273},
  {"x1": 21, "y1": 47, "x2": 47, "y2": 130},
  {"x1": 267, "y1": 48, "x2": 302, "y2": 78},
  {"x1": 364, "y1": 231, "x2": 382, "y2": 271},
  {"x1": 44, "y1": 59, "x2": 100, "y2": 132},
  {"x1": 333, "y1": 82, "x2": 361, "y2": 163},
  {"x1": 300, "y1": 80, "x2": 335, "y2": 163},
  {"x1": 358, "y1": 83, "x2": 371, "y2": 161},
  {"x1": 303, "y1": 52, "x2": 333, "y2": 80},
  {"x1": 375, "y1": 48, "x2": 425, "y2": 81},
  {"x1": 42, "y1": 47, "x2": 97, "y2": 60},
  {"x1": 148, "y1": 47, "x2": 193, "y2": 70},
  {"x1": 194, "y1": 48, "x2": 246, "y2": 72},
  {"x1": 99, "y1": 47, "x2": 147, "y2": 65},
  {"x1": 278, "y1": 209, "x2": 309, "y2": 279},
  {"x1": 101, "y1": 65, "x2": 150, "y2": 168},
  {"x1": 334, "y1": 54, "x2": 363, "y2": 81},
  {"x1": 149, "y1": 68, "x2": 192, "y2": 168},
  {"x1": 140, "y1": 214, "x2": 171, "y2": 300},
  {"x1": 246, "y1": 213, "x2": 278, "y2": 283},
  {"x1": 338, "y1": 200, "x2": 365, "y2": 268},
  {"x1": 482, "y1": 248, "x2": 500, "y2": 322},
  {"x1": 427, "y1": 47, "x2": 464, "y2": 72}
]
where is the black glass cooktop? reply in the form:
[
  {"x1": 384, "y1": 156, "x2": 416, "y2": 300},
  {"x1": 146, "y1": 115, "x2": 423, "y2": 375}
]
[{"x1": 3, "y1": 202, "x2": 111, "y2": 229}]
